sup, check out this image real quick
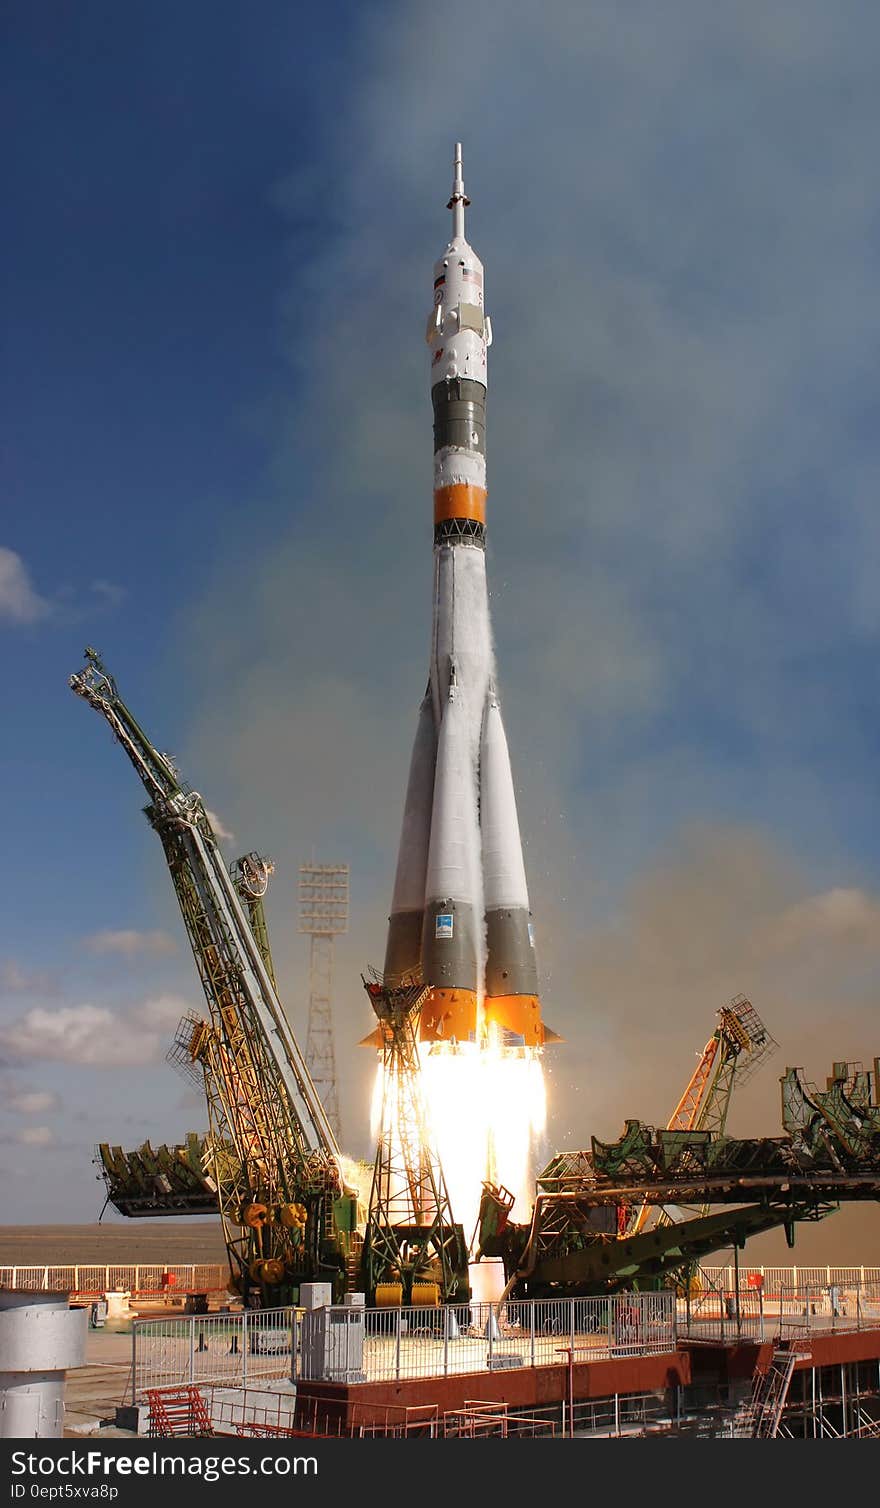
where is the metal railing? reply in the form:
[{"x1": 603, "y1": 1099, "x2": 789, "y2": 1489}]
[
  {"x1": 131, "y1": 1292, "x2": 677, "y2": 1399},
  {"x1": 777, "y1": 1282, "x2": 880, "y2": 1337},
  {"x1": 350, "y1": 1294, "x2": 676, "y2": 1383},
  {"x1": 700, "y1": 1264, "x2": 880, "y2": 1295},
  {"x1": 0, "y1": 1264, "x2": 229, "y2": 1298},
  {"x1": 132, "y1": 1308, "x2": 296, "y2": 1402},
  {"x1": 680, "y1": 1281, "x2": 880, "y2": 1344}
]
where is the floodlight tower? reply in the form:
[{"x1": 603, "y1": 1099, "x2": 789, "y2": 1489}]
[{"x1": 298, "y1": 863, "x2": 349, "y2": 1143}]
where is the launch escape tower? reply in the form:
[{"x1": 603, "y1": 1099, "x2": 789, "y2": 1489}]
[
  {"x1": 70, "y1": 648, "x2": 357, "y2": 1307},
  {"x1": 298, "y1": 863, "x2": 347, "y2": 1144}
]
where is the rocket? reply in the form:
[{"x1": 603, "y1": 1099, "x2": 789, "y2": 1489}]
[{"x1": 380, "y1": 144, "x2": 559, "y2": 1051}]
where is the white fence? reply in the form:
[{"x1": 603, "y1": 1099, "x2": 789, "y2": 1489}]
[
  {"x1": 777, "y1": 1282, "x2": 880, "y2": 1337},
  {"x1": 132, "y1": 1308, "x2": 296, "y2": 1401},
  {"x1": 356, "y1": 1294, "x2": 677, "y2": 1383},
  {"x1": 0, "y1": 1264, "x2": 229, "y2": 1298},
  {"x1": 131, "y1": 1292, "x2": 677, "y2": 1401},
  {"x1": 700, "y1": 1265, "x2": 880, "y2": 1295},
  {"x1": 680, "y1": 1280, "x2": 880, "y2": 1344}
]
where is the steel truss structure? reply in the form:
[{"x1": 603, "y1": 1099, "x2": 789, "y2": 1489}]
[
  {"x1": 298, "y1": 863, "x2": 348, "y2": 1143},
  {"x1": 71, "y1": 648, "x2": 356, "y2": 1307},
  {"x1": 477, "y1": 1057, "x2": 880, "y2": 1297},
  {"x1": 360, "y1": 972, "x2": 470, "y2": 1306},
  {"x1": 628, "y1": 995, "x2": 777, "y2": 1237}
]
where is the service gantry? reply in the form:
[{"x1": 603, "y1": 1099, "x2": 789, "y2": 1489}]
[
  {"x1": 627, "y1": 994, "x2": 776, "y2": 1239},
  {"x1": 70, "y1": 648, "x2": 357, "y2": 1306}
]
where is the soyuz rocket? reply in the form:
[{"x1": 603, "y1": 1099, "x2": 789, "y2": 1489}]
[{"x1": 382, "y1": 145, "x2": 558, "y2": 1051}]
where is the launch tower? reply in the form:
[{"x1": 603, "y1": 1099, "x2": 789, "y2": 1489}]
[{"x1": 299, "y1": 862, "x2": 348, "y2": 1144}]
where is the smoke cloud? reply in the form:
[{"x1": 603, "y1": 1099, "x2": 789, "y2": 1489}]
[{"x1": 171, "y1": 4, "x2": 880, "y2": 1256}]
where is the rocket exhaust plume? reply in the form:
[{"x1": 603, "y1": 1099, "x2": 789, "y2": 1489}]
[{"x1": 368, "y1": 144, "x2": 560, "y2": 1235}]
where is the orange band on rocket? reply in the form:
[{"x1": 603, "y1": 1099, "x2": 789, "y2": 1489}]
[{"x1": 433, "y1": 484, "x2": 486, "y2": 526}]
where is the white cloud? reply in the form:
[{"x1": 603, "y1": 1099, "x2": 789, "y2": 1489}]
[
  {"x1": 82, "y1": 929, "x2": 177, "y2": 957},
  {"x1": 0, "y1": 547, "x2": 50, "y2": 624},
  {"x1": 137, "y1": 995, "x2": 193, "y2": 1030},
  {"x1": 6, "y1": 1089, "x2": 58, "y2": 1115},
  {"x1": 0, "y1": 960, "x2": 56, "y2": 995},
  {"x1": 90, "y1": 579, "x2": 126, "y2": 609},
  {"x1": 15, "y1": 1126, "x2": 53, "y2": 1147},
  {"x1": 0, "y1": 995, "x2": 194, "y2": 1068}
]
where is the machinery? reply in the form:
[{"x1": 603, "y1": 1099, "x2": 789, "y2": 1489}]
[
  {"x1": 628, "y1": 994, "x2": 776, "y2": 1237},
  {"x1": 70, "y1": 648, "x2": 358, "y2": 1307},
  {"x1": 359, "y1": 972, "x2": 470, "y2": 1306},
  {"x1": 476, "y1": 1056, "x2": 880, "y2": 1298},
  {"x1": 96, "y1": 1134, "x2": 219, "y2": 1218}
]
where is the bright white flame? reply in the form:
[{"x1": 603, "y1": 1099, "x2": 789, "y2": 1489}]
[
  {"x1": 419, "y1": 1041, "x2": 487, "y2": 1244},
  {"x1": 368, "y1": 1033, "x2": 548, "y2": 1256},
  {"x1": 484, "y1": 1040, "x2": 547, "y2": 1221},
  {"x1": 419, "y1": 1038, "x2": 547, "y2": 1245},
  {"x1": 369, "y1": 1060, "x2": 384, "y2": 1142}
]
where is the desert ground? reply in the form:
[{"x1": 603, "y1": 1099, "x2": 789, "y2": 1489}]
[{"x1": 0, "y1": 1221, "x2": 227, "y2": 1266}]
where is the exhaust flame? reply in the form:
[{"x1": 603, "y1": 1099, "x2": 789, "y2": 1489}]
[{"x1": 370, "y1": 1041, "x2": 547, "y2": 1252}]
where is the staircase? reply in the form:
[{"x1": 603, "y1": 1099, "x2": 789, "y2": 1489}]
[
  {"x1": 346, "y1": 1231, "x2": 364, "y2": 1294},
  {"x1": 145, "y1": 1385, "x2": 214, "y2": 1437},
  {"x1": 735, "y1": 1343, "x2": 810, "y2": 1437}
]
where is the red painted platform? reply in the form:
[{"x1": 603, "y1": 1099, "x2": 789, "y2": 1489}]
[
  {"x1": 294, "y1": 1326, "x2": 880, "y2": 1434},
  {"x1": 294, "y1": 1348, "x2": 693, "y2": 1431}
]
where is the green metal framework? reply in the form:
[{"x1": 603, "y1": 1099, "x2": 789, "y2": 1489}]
[
  {"x1": 231, "y1": 853, "x2": 277, "y2": 990},
  {"x1": 477, "y1": 1056, "x2": 880, "y2": 1297},
  {"x1": 360, "y1": 972, "x2": 470, "y2": 1305},
  {"x1": 70, "y1": 648, "x2": 355, "y2": 1306},
  {"x1": 628, "y1": 995, "x2": 776, "y2": 1239},
  {"x1": 96, "y1": 1135, "x2": 219, "y2": 1217}
]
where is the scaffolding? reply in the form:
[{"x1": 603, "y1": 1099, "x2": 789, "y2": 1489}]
[{"x1": 360, "y1": 970, "x2": 470, "y2": 1306}]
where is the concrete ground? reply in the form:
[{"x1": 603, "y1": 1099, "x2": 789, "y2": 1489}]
[
  {"x1": 62, "y1": 1327, "x2": 298, "y2": 1439},
  {"x1": 63, "y1": 1329, "x2": 139, "y2": 1437}
]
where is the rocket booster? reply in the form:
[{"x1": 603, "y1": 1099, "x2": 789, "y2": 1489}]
[{"x1": 382, "y1": 145, "x2": 558, "y2": 1050}]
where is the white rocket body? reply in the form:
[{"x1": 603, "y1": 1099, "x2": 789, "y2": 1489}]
[{"x1": 383, "y1": 146, "x2": 554, "y2": 1050}]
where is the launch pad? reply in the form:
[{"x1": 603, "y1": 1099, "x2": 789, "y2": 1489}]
[{"x1": 71, "y1": 146, "x2": 878, "y2": 1356}]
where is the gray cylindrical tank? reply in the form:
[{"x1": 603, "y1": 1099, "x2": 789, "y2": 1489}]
[{"x1": 0, "y1": 1290, "x2": 88, "y2": 1437}]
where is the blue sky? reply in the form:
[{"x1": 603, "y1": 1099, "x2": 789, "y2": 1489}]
[{"x1": 2, "y1": 2, "x2": 879, "y2": 1258}]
